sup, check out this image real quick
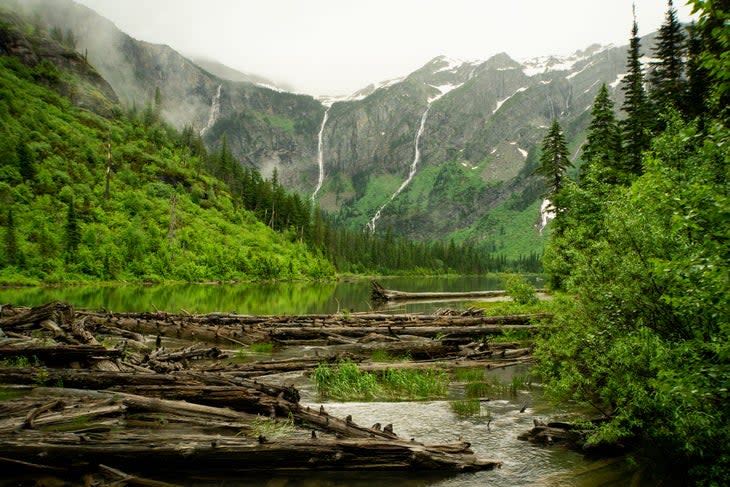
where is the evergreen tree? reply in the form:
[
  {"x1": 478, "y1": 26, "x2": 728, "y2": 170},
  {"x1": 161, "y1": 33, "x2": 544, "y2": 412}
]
[
  {"x1": 684, "y1": 22, "x2": 709, "y2": 121},
  {"x1": 536, "y1": 120, "x2": 572, "y2": 199},
  {"x1": 16, "y1": 138, "x2": 35, "y2": 181},
  {"x1": 580, "y1": 84, "x2": 623, "y2": 184},
  {"x1": 4, "y1": 208, "x2": 18, "y2": 266},
  {"x1": 649, "y1": 0, "x2": 688, "y2": 111},
  {"x1": 620, "y1": 9, "x2": 653, "y2": 175},
  {"x1": 64, "y1": 198, "x2": 80, "y2": 260}
]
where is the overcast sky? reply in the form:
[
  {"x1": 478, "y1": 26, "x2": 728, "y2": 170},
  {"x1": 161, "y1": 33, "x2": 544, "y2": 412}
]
[{"x1": 74, "y1": 0, "x2": 696, "y2": 97}]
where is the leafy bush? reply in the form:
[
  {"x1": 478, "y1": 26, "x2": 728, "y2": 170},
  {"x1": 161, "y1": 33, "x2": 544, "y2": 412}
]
[{"x1": 503, "y1": 273, "x2": 539, "y2": 304}]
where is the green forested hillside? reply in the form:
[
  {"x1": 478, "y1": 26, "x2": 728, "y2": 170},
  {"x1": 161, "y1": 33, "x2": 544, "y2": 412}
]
[
  {"x1": 0, "y1": 51, "x2": 334, "y2": 284},
  {"x1": 0, "y1": 10, "x2": 545, "y2": 283}
]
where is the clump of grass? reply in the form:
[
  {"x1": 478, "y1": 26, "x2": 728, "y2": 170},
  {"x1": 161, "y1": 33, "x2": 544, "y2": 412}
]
[
  {"x1": 450, "y1": 398, "x2": 481, "y2": 417},
  {"x1": 370, "y1": 350, "x2": 411, "y2": 363},
  {"x1": 490, "y1": 327, "x2": 533, "y2": 344},
  {"x1": 453, "y1": 368, "x2": 485, "y2": 382},
  {"x1": 509, "y1": 374, "x2": 532, "y2": 395},
  {"x1": 230, "y1": 343, "x2": 275, "y2": 363},
  {"x1": 248, "y1": 414, "x2": 295, "y2": 440},
  {"x1": 379, "y1": 368, "x2": 448, "y2": 400},
  {"x1": 313, "y1": 360, "x2": 380, "y2": 400},
  {"x1": 249, "y1": 342, "x2": 274, "y2": 354},
  {"x1": 464, "y1": 381, "x2": 491, "y2": 398},
  {"x1": 313, "y1": 360, "x2": 448, "y2": 401}
]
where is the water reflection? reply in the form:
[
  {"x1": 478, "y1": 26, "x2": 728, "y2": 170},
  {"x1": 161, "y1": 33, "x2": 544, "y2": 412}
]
[{"x1": 0, "y1": 275, "x2": 544, "y2": 315}]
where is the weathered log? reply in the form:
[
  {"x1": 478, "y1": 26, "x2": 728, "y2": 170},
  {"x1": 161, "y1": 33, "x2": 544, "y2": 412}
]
[
  {"x1": 0, "y1": 430, "x2": 500, "y2": 474},
  {"x1": 372, "y1": 281, "x2": 510, "y2": 302},
  {"x1": 269, "y1": 324, "x2": 540, "y2": 341},
  {"x1": 0, "y1": 301, "x2": 74, "y2": 330},
  {"x1": 0, "y1": 344, "x2": 122, "y2": 366}
]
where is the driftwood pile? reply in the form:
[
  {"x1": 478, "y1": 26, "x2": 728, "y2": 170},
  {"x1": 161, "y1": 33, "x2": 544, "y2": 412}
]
[{"x1": 0, "y1": 301, "x2": 520, "y2": 485}]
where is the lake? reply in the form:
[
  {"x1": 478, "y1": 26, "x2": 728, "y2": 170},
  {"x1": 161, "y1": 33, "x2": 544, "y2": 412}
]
[{"x1": 0, "y1": 275, "x2": 545, "y2": 315}]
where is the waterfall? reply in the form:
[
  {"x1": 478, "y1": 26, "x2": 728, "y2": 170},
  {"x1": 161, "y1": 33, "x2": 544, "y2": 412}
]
[
  {"x1": 311, "y1": 107, "x2": 331, "y2": 202},
  {"x1": 538, "y1": 199, "x2": 556, "y2": 235},
  {"x1": 367, "y1": 104, "x2": 432, "y2": 233},
  {"x1": 200, "y1": 84, "x2": 222, "y2": 135}
]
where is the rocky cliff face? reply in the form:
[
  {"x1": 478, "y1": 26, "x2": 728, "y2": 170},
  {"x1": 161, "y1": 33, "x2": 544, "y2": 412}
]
[
  {"x1": 9, "y1": 0, "x2": 324, "y2": 185},
  {"x1": 0, "y1": 6, "x2": 118, "y2": 116},
  {"x1": 315, "y1": 44, "x2": 628, "y2": 247},
  {"x1": 6, "y1": 0, "x2": 641, "y2": 256}
]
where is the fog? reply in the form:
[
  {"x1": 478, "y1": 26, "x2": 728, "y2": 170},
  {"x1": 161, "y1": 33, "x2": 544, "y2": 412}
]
[{"x1": 75, "y1": 0, "x2": 696, "y2": 97}]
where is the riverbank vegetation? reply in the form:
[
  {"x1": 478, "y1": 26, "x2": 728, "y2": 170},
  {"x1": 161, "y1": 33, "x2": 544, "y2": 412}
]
[{"x1": 535, "y1": 2, "x2": 729, "y2": 484}]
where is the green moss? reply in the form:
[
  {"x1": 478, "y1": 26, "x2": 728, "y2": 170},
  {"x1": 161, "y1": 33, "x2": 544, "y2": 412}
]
[{"x1": 0, "y1": 387, "x2": 28, "y2": 401}]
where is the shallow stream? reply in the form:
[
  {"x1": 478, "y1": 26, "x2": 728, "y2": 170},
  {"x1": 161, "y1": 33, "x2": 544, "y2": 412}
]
[{"x1": 0, "y1": 276, "x2": 640, "y2": 485}]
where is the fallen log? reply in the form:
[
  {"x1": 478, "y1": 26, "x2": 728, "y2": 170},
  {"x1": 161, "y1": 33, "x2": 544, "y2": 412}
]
[
  {"x1": 0, "y1": 430, "x2": 500, "y2": 475},
  {"x1": 269, "y1": 324, "x2": 540, "y2": 341},
  {"x1": 371, "y1": 281, "x2": 509, "y2": 302},
  {"x1": 0, "y1": 301, "x2": 74, "y2": 330},
  {"x1": 0, "y1": 344, "x2": 122, "y2": 366}
]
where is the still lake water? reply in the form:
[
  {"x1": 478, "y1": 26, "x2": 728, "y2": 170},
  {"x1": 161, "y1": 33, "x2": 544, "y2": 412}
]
[
  {"x1": 0, "y1": 276, "x2": 646, "y2": 486},
  {"x1": 0, "y1": 275, "x2": 544, "y2": 315}
]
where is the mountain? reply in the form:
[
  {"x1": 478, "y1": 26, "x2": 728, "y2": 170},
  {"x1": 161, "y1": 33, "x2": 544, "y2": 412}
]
[
  {"x1": 0, "y1": 5, "x2": 334, "y2": 283},
  {"x1": 314, "y1": 45, "x2": 627, "y2": 255},
  {"x1": 191, "y1": 57, "x2": 292, "y2": 92},
  {"x1": 7, "y1": 0, "x2": 646, "y2": 260},
  {"x1": 5, "y1": 0, "x2": 324, "y2": 183}
]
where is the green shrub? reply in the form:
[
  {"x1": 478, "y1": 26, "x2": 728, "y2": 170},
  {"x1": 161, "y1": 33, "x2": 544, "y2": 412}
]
[{"x1": 503, "y1": 273, "x2": 539, "y2": 305}]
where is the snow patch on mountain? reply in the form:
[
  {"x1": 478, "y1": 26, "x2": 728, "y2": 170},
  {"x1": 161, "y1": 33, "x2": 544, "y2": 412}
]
[
  {"x1": 520, "y1": 45, "x2": 610, "y2": 77},
  {"x1": 433, "y1": 56, "x2": 464, "y2": 74},
  {"x1": 583, "y1": 80, "x2": 600, "y2": 94},
  {"x1": 609, "y1": 73, "x2": 626, "y2": 88},
  {"x1": 428, "y1": 82, "x2": 463, "y2": 102},
  {"x1": 566, "y1": 61, "x2": 594, "y2": 79},
  {"x1": 493, "y1": 87, "x2": 527, "y2": 114}
]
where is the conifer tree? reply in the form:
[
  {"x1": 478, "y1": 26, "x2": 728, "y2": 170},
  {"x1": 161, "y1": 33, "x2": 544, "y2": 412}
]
[
  {"x1": 16, "y1": 139, "x2": 35, "y2": 181},
  {"x1": 536, "y1": 120, "x2": 572, "y2": 200},
  {"x1": 64, "y1": 198, "x2": 80, "y2": 260},
  {"x1": 4, "y1": 208, "x2": 18, "y2": 266},
  {"x1": 684, "y1": 22, "x2": 710, "y2": 121},
  {"x1": 581, "y1": 84, "x2": 623, "y2": 184},
  {"x1": 620, "y1": 8, "x2": 653, "y2": 176},
  {"x1": 649, "y1": 0, "x2": 687, "y2": 110}
]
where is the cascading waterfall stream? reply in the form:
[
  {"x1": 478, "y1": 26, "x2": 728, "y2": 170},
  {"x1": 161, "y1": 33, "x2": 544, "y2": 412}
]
[
  {"x1": 200, "y1": 84, "x2": 222, "y2": 135},
  {"x1": 367, "y1": 104, "x2": 432, "y2": 233},
  {"x1": 538, "y1": 199, "x2": 556, "y2": 235},
  {"x1": 311, "y1": 107, "x2": 331, "y2": 202}
]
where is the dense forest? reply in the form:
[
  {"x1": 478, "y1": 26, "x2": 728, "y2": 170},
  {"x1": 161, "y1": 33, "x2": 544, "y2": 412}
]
[
  {"x1": 0, "y1": 8, "x2": 540, "y2": 284},
  {"x1": 534, "y1": 1, "x2": 728, "y2": 484}
]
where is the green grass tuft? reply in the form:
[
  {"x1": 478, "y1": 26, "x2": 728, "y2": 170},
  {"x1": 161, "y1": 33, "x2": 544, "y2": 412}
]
[
  {"x1": 313, "y1": 360, "x2": 448, "y2": 401},
  {"x1": 453, "y1": 368, "x2": 485, "y2": 382},
  {"x1": 450, "y1": 398, "x2": 481, "y2": 417}
]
